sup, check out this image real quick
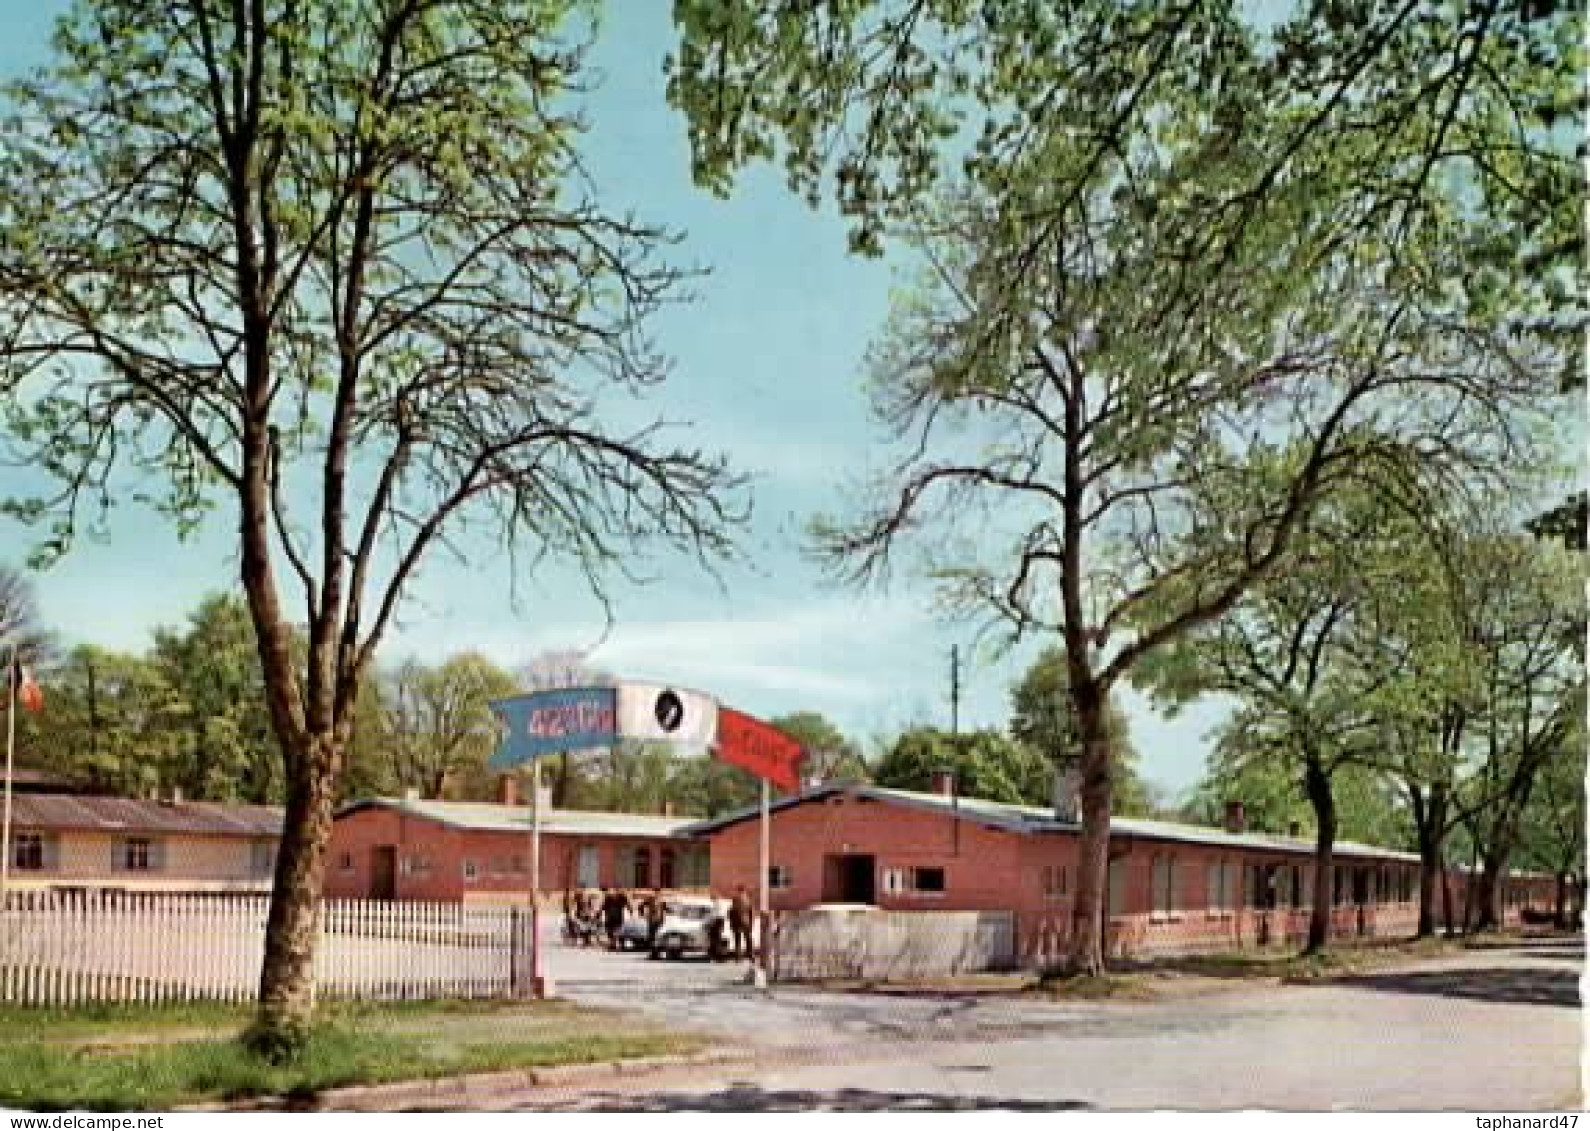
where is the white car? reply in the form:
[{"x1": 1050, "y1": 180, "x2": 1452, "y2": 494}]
[{"x1": 649, "y1": 896, "x2": 729, "y2": 961}]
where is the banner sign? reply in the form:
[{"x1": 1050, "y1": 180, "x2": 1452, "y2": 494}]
[
  {"x1": 488, "y1": 687, "x2": 618, "y2": 769},
  {"x1": 715, "y1": 707, "x2": 804, "y2": 793},
  {"x1": 617, "y1": 682, "x2": 718, "y2": 748}
]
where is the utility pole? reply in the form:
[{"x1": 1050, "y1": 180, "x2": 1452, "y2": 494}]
[{"x1": 949, "y1": 645, "x2": 961, "y2": 736}]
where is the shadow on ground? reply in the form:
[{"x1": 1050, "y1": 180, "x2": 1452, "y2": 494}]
[
  {"x1": 510, "y1": 1084, "x2": 1093, "y2": 1112},
  {"x1": 1327, "y1": 964, "x2": 1581, "y2": 1008}
]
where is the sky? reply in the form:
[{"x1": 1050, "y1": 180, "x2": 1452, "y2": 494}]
[{"x1": 0, "y1": 2, "x2": 1233, "y2": 797}]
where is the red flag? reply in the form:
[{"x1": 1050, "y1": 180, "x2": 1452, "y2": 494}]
[
  {"x1": 13, "y1": 663, "x2": 41, "y2": 713},
  {"x1": 715, "y1": 708, "x2": 803, "y2": 793}
]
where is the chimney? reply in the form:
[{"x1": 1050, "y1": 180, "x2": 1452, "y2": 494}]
[
  {"x1": 662, "y1": 799, "x2": 675, "y2": 818},
  {"x1": 1224, "y1": 800, "x2": 1247, "y2": 835},
  {"x1": 1052, "y1": 764, "x2": 1081, "y2": 824},
  {"x1": 498, "y1": 774, "x2": 520, "y2": 807},
  {"x1": 929, "y1": 767, "x2": 957, "y2": 798}
]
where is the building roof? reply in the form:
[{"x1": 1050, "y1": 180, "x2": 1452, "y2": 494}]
[
  {"x1": 337, "y1": 797, "x2": 700, "y2": 840},
  {"x1": 9, "y1": 793, "x2": 283, "y2": 838},
  {"x1": 682, "y1": 784, "x2": 1424, "y2": 865}
]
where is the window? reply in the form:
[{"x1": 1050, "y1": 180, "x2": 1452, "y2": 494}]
[
  {"x1": 1042, "y1": 864, "x2": 1067, "y2": 900},
  {"x1": 119, "y1": 837, "x2": 157, "y2": 872},
  {"x1": 13, "y1": 833, "x2": 50, "y2": 871},
  {"x1": 660, "y1": 848, "x2": 676, "y2": 889},
  {"x1": 632, "y1": 846, "x2": 651, "y2": 888},
  {"x1": 462, "y1": 859, "x2": 479, "y2": 881},
  {"x1": 1107, "y1": 859, "x2": 1125, "y2": 918},
  {"x1": 250, "y1": 841, "x2": 276, "y2": 876},
  {"x1": 909, "y1": 866, "x2": 946, "y2": 894},
  {"x1": 1207, "y1": 859, "x2": 1233, "y2": 913},
  {"x1": 1289, "y1": 865, "x2": 1303, "y2": 908},
  {"x1": 1152, "y1": 853, "x2": 1177, "y2": 917},
  {"x1": 769, "y1": 864, "x2": 792, "y2": 890},
  {"x1": 403, "y1": 854, "x2": 431, "y2": 876},
  {"x1": 338, "y1": 852, "x2": 355, "y2": 873}
]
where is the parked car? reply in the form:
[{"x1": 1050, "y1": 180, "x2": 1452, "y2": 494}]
[
  {"x1": 614, "y1": 912, "x2": 653, "y2": 951},
  {"x1": 649, "y1": 896, "x2": 728, "y2": 961}
]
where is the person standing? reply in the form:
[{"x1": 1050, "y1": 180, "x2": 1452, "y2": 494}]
[
  {"x1": 601, "y1": 886, "x2": 630, "y2": 950},
  {"x1": 729, "y1": 885, "x2": 753, "y2": 961}
]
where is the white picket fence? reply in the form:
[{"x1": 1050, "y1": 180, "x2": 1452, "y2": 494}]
[{"x1": 0, "y1": 890, "x2": 528, "y2": 1007}]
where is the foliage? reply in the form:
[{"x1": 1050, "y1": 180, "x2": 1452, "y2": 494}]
[
  {"x1": 368, "y1": 652, "x2": 518, "y2": 801},
  {"x1": 0, "y1": 564, "x2": 51, "y2": 670},
  {"x1": 0, "y1": 0, "x2": 745, "y2": 1039},
  {"x1": 872, "y1": 726, "x2": 1050, "y2": 806},
  {"x1": 1009, "y1": 647, "x2": 1155, "y2": 815},
  {"x1": 768, "y1": 710, "x2": 870, "y2": 785}
]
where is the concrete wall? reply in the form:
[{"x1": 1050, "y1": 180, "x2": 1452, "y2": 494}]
[{"x1": 772, "y1": 907, "x2": 1016, "y2": 981}]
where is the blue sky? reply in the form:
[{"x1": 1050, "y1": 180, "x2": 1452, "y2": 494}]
[{"x1": 0, "y1": 2, "x2": 1230, "y2": 796}]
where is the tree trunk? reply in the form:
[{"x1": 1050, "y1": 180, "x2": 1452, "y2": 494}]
[
  {"x1": 248, "y1": 735, "x2": 341, "y2": 1057},
  {"x1": 1065, "y1": 689, "x2": 1113, "y2": 976},
  {"x1": 1416, "y1": 839, "x2": 1442, "y2": 939},
  {"x1": 1303, "y1": 756, "x2": 1336, "y2": 955},
  {"x1": 1472, "y1": 851, "x2": 1505, "y2": 932},
  {"x1": 1412, "y1": 782, "x2": 1446, "y2": 939}
]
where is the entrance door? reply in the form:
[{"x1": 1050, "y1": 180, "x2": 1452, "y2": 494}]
[
  {"x1": 370, "y1": 846, "x2": 397, "y2": 900},
  {"x1": 823, "y1": 854, "x2": 876, "y2": 904},
  {"x1": 576, "y1": 845, "x2": 600, "y2": 888}
]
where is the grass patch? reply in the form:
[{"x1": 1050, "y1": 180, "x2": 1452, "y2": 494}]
[
  {"x1": 0, "y1": 1024, "x2": 708, "y2": 1111},
  {"x1": 0, "y1": 998, "x2": 713, "y2": 1110},
  {"x1": 1035, "y1": 973, "x2": 1160, "y2": 1001}
]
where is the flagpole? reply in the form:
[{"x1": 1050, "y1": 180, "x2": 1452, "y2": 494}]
[
  {"x1": 2, "y1": 645, "x2": 16, "y2": 906},
  {"x1": 529, "y1": 760, "x2": 548, "y2": 998},
  {"x1": 754, "y1": 776, "x2": 769, "y2": 989}
]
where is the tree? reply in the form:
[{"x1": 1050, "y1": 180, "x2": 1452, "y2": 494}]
[
  {"x1": 150, "y1": 593, "x2": 283, "y2": 803},
  {"x1": 1009, "y1": 647, "x2": 1155, "y2": 817},
  {"x1": 373, "y1": 653, "x2": 518, "y2": 801},
  {"x1": 873, "y1": 726, "x2": 1049, "y2": 807},
  {"x1": 675, "y1": 3, "x2": 1561, "y2": 976},
  {"x1": 18, "y1": 645, "x2": 186, "y2": 796},
  {"x1": 1458, "y1": 538, "x2": 1582, "y2": 930},
  {"x1": 0, "y1": 1, "x2": 744, "y2": 1050},
  {"x1": 663, "y1": 754, "x2": 761, "y2": 818},
  {"x1": 0, "y1": 564, "x2": 50, "y2": 671},
  {"x1": 768, "y1": 711, "x2": 869, "y2": 785},
  {"x1": 669, "y1": 0, "x2": 1582, "y2": 323}
]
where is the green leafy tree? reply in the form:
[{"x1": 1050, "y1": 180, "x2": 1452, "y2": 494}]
[
  {"x1": 1010, "y1": 647, "x2": 1156, "y2": 816},
  {"x1": 662, "y1": 754, "x2": 762, "y2": 819},
  {"x1": 873, "y1": 726, "x2": 1050, "y2": 807},
  {"x1": 150, "y1": 593, "x2": 283, "y2": 803},
  {"x1": 768, "y1": 711, "x2": 869, "y2": 786},
  {"x1": 672, "y1": 0, "x2": 1573, "y2": 979},
  {"x1": 0, "y1": 1, "x2": 744, "y2": 1050},
  {"x1": 373, "y1": 653, "x2": 519, "y2": 801}
]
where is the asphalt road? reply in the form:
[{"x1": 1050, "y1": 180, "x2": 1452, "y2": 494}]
[{"x1": 524, "y1": 933, "x2": 1584, "y2": 1111}]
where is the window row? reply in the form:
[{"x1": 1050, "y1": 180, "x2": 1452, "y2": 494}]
[{"x1": 10, "y1": 834, "x2": 275, "y2": 876}]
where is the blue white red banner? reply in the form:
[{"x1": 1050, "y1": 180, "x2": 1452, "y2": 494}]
[{"x1": 487, "y1": 687, "x2": 618, "y2": 768}]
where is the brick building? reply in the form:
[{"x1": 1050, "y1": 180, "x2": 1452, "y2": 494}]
[
  {"x1": 688, "y1": 781, "x2": 1554, "y2": 962},
  {"x1": 325, "y1": 791, "x2": 709, "y2": 903}
]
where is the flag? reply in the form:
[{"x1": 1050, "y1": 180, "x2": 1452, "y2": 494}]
[
  {"x1": 616, "y1": 682, "x2": 718, "y2": 748},
  {"x1": 10, "y1": 661, "x2": 41, "y2": 713},
  {"x1": 715, "y1": 707, "x2": 804, "y2": 793}
]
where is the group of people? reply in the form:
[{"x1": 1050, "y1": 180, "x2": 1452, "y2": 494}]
[
  {"x1": 560, "y1": 883, "x2": 759, "y2": 960},
  {"x1": 562, "y1": 885, "x2": 655, "y2": 949}
]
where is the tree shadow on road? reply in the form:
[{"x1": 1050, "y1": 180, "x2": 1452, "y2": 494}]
[
  {"x1": 1324, "y1": 965, "x2": 1581, "y2": 1008},
  {"x1": 521, "y1": 1084, "x2": 1094, "y2": 1112}
]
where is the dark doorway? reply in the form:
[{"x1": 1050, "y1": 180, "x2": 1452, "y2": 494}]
[
  {"x1": 370, "y1": 846, "x2": 397, "y2": 899},
  {"x1": 823, "y1": 854, "x2": 876, "y2": 904}
]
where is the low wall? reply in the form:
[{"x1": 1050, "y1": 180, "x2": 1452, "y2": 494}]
[{"x1": 770, "y1": 907, "x2": 1015, "y2": 981}]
